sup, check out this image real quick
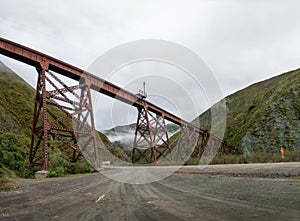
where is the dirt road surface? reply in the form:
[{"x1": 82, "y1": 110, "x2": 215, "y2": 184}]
[{"x1": 0, "y1": 162, "x2": 299, "y2": 221}]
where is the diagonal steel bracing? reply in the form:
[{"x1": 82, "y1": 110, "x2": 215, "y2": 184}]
[
  {"x1": 132, "y1": 107, "x2": 172, "y2": 164},
  {"x1": 29, "y1": 61, "x2": 98, "y2": 170},
  {"x1": 170, "y1": 126, "x2": 199, "y2": 163}
]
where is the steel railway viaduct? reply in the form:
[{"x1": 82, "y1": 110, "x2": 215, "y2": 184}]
[{"x1": 0, "y1": 37, "x2": 234, "y2": 170}]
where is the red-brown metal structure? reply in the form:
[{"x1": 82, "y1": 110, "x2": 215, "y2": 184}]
[
  {"x1": 175, "y1": 126, "x2": 199, "y2": 162},
  {"x1": 30, "y1": 64, "x2": 99, "y2": 170},
  {"x1": 0, "y1": 37, "x2": 235, "y2": 169},
  {"x1": 132, "y1": 107, "x2": 172, "y2": 164}
]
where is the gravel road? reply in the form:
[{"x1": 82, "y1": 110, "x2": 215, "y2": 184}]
[{"x1": 0, "y1": 162, "x2": 299, "y2": 221}]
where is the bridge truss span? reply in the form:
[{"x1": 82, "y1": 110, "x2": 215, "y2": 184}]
[{"x1": 0, "y1": 37, "x2": 235, "y2": 169}]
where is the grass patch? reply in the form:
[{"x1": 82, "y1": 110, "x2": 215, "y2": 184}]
[{"x1": 0, "y1": 166, "x2": 20, "y2": 191}]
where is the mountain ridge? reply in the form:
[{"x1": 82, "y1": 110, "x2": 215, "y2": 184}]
[{"x1": 197, "y1": 68, "x2": 300, "y2": 153}]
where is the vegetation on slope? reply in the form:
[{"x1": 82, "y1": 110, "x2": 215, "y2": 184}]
[
  {"x1": 0, "y1": 62, "x2": 34, "y2": 135},
  {"x1": 197, "y1": 68, "x2": 300, "y2": 154}
]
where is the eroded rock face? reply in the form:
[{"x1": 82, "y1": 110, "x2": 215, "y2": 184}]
[{"x1": 241, "y1": 87, "x2": 300, "y2": 153}]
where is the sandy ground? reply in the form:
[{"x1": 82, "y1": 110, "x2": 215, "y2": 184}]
[{"x1": 0, "y1": 162, "x2": 299, "y2": 221}]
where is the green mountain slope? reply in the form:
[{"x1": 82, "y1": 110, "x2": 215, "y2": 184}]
[
  {"x1": 0, "y1": 61, "x2": 34, "y2": 136},
  {"x1": 198, "y1": 68, "x2": 300, "y2": 153},
  {"x1": 0, "y1": 61, "x2": 37, "y2": 181}
]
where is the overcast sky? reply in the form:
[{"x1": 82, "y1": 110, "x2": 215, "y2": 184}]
[{"x1": 1, "y1": 0, "x2": 300, "y2": 130}]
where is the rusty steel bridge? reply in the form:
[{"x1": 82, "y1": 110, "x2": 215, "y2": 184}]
[{"x1": 0, "y1": 37, "x2": 234, "y2": 170}]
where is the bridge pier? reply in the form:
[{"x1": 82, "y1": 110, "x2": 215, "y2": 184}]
[
  {"x1": 29, "y1": 60, "x2": 99, "y2": 170},
  {"x1": 132, "y1": 107, "x2": 171, "y2": 164},
  {"x1": 171, "y1": 126, "x2": 199, "y2": 162}
]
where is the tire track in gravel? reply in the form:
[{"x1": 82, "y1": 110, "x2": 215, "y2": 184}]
[
  {"x1": 24, "y1": 175, "x2": 109, "y2": 204},
  {"x1": 0, "y1": 174, "x2": 112, "y2": 219},
  {"x1": 146, "y1": 181, "x2": 226, "y2": 221},
  {"x1": 158, "y1": 176, "x2": 300, "y2": 221},
  {"x1": 48, "y1": 177, "x2": 121, "y2": 220}
]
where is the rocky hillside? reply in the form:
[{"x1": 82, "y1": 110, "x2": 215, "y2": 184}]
[{"x1": 198, "y1": 68, "x2": 300, "y2": 154}]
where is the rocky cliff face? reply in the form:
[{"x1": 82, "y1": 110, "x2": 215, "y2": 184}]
[{"x1": 240, "y1": 74, "x2": 300, "y2": 153}]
